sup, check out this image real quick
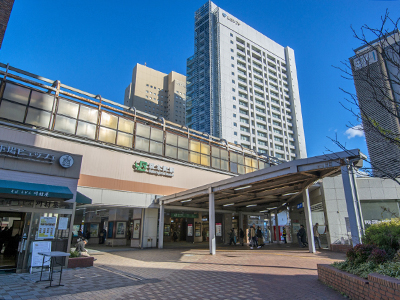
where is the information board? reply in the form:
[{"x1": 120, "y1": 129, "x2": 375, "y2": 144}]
[
  {"x1": 187, "y1": 224, "x2": 193, "y2": 236},
  {"x1": 216, "y1": 223, "x2": 222, "y2": 236},
  {"x1": 30, "y1": 241, "x2": 51, "y2": 273},
  {"x1": 38, "y1": 217, "x2": 57, "y2": 239},
  {"x1": 58, "y1": 217, "x2": 69, "y2": 230}
]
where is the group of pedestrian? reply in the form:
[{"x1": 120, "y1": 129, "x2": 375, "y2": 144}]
[
  {"x1": 248, "y1": 224, "x2": 262, "y2": 249},
  {"x1": 296, "y1": 223, "x2": 323, "y2": 249}
]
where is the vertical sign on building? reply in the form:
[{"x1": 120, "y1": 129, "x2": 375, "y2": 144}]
[{"x1": 216, "y1": 223, "x2": 222, "y2": 236}]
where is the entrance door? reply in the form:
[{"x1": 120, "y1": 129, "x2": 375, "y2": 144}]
[{"x1": 0, "y1": 211, "x2": 26, "y2": 272}]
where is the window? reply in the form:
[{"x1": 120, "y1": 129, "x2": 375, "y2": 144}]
[
  {"x1": 230, "y1": 40, "x2": 234, "y2": 44},
  {"x1": 232, "y1": 88, "x2": 235, "y2": 92},
  {"x1": 231, "y1": 56, "x2": 234, "y2": 60},
  {"x1": 233, "y1": 105, "x2": 236, "y2": 109},
  {"x1": 274, "y1": 136, "x2": 283, "y2": 143},
  {"x1": 258, "y1": 140, "x2": 267, "y2": 146},
  {"x1": 241, "y1": 135, "x2": 250, "y2": 142},
  {"x1": 240, "y1": 117, "x2": 249, "y2": 124},
  {"x1": 257, "y1": 123, "x2": 266, "y2": 129},
  {"x1": 239, "y1": 108, "x2": 248, "y2": 115},
  {"x1": 233, "y1": 96, "x2": 236, "y2": 100},
  {"x1": 233, "y1": 113, "x2": 236, "y2": 118},
  {"x1": 256, "y1": 107, "x2": 265, "y2": 114},
  {"x1": 290, "y1": 141, "x2": 295, "y2": 146},
  {"x1": 273, "y1": 128, "x2": 282, "y2": 135},
  {"x1": 232, "y1": 80, "x2": 235, "y2": 84},
  {"x1": 234, "y1": 132, "x2": 237, "y2": 136},
  {"x1": 230, "y1": 33, "x2": 233, "y2": 37},
  {"x1": 276, "y1": 153, "x2": 284, "y2": 159},
  {"x1": 275, "y1": 144, "x2": 283, "y2": 150},
  {"x1": 233, "y1": 122, "x2": 237, "y2": 127},
  {"x1": 146, "y1": 84, "x2": 149, "y2": 86},
  {"x1": 258, "y1": 131, "x2": 267, "y2": 137},
  {"x1": 232, "y1": 72, "x2": 235, "y2": 75},
  {"x1": 272, "y1": 113, "x2": 280, "y2": 119},
  {"x1": 231, "y1": 64, "x2": 234, "y2": 67},
  {"x1": 231, "y1": 49, "x2": 234, "y2": 52},
  {"x1": 289, "y1": 134, "x2": 294, "y2": 138},
  {"x1": 240, "y1": 126, "x2": 249, "y2": 132},
  {"x1": 273, "y1": 121, "x2": 281, "y2": 126}
]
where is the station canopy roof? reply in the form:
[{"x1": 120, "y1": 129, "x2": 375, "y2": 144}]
[{"x1": 158, "y1": 149, "x2": 365, "y2": 213}]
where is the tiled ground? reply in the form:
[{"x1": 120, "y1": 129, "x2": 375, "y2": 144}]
[{"x1": 0, "y1": 244, "x2": 346, "y2": 299}]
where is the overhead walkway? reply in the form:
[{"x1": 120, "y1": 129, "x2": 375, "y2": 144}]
[{"x1": 158, "y1": 149, "x2": 366, "y2": 254}]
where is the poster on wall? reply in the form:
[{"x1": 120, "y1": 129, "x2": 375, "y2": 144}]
[
  {"x1": 58, "y1": 217, "x2": 69, "y2": 230},
  {"x1": 292, "y1": 223, "x2": 300, "y2": 234},
  {"x1": 164, "y1": 224, "x2": 170, "y2": 236},
  {"x1": 90, "y1": 224, "x2": 99, "y2": 237},
  {"x1": 187, "y1": 224, "x2": 193, "y2": 236},
  {"x1": 116, "y1": 222, "x2": 126, "y2": 238},
  {"x1": 195, "y1": 223, "x2": 201, "y2": 237},
  {"x1": 216, "y1": 223, "x2": 222, "y2": 236},
  {"x1": 37, "y1": 217, "x2": 57, "y2": 239},
  {"x1": 72, "y1": 225, "x2": 80, "y2": 237},
  {"x1": 132, "y1": 220, "x2": 141, "y2": 239},
  {"x1": 30, "y1": 241, "x2": 51, "y2": 273}
]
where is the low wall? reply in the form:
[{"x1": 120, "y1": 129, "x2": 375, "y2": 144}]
[
  {"x1": 68, "y1": 257, "x2": 94, "y2": 268},
  {"x1": 330, "y1": 244, "x2": 352, "y2": 253},
  {"x1": 318, "y1": 264, "x2": 400, "y2": 300}
]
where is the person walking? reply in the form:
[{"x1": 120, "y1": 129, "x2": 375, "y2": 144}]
[
  {"x1": 256, "y1": 226, "x2": 263, "y2": 246},
  {"x1": 282, "y1": 227, "x2": 287, "y2": 244},
  {"x1": 239, "y1": 228, "x2": 245, "y2": 246},
  {"x1": 313, "y1": 223, "x2": 322, "y2": 249},
  {"x1": 228, "y1": 228, "x2": 236, "y2": 245},
  {"x1": 298, "y1": 225, "x2": 307, "y2": 247}
]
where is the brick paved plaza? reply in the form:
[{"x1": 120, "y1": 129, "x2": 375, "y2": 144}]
[{"x1": 0, "y1": 244, "x2": 346, "y2": 300}]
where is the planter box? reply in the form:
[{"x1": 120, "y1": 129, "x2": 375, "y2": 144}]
[
  {"x1": 67, "y1": 257, "x2": 94, "y2": 269},
  {"x1": 318, "y1": 264, "x2": 400, "y2": 300}
]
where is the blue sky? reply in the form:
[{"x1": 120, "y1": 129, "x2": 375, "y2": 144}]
[{"x1": 1, "y1": 0, "x2": 399, "y2": 160}]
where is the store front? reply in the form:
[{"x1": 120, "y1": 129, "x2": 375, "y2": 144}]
[
  {"x1": 162, "y1": 210, "x2": 224, "y2": 245},
  {"x1": 0, "y1": 141, "x2": 81, "y2": 272}
]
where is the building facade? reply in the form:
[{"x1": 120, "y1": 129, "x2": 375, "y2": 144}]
[
  {"x1": 186, "y1": 1, "x2": 307, "y2": 161},
  {"x1": 350, "y1": 30, "x2": 400, "y2": 177},
  {"x1": 0, "y1": 0, "x2": 14, "y2": 49},
  {"x1": 124, "y1": 63, "x2": 187, "y2": 126}
]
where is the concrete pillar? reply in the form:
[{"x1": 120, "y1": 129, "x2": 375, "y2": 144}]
[
  {"x1": 303, "y1": 188, "x2": 316, "y2": 253},
  {"x1": 158, "y1": 201, "x2": 164, "y2": 249},
  {"x1": 275, "y1": 210, "x2": 280, "y2": 243},
  {"x1": 268, "y1": 214, "x2": 273, "y2": 243},
  {"x1": 239, "y1": 211, "x2": 243, "y2": 232},
  {"x1": 209, "y1": 187, "x2": 216, "y2": 255},
  {"x1": 341, "y1": 165, "x2": 363, "y2": 245}
]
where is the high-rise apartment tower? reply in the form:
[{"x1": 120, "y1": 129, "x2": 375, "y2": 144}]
[
  {"x1": 350, "y1": 30, "x2": 400, "y2": 177},
  {"x1": 124, "y1": 64, "x2": 186, "y2": 126},
  {"x1": 186, "y1": 1, "x2": 307, "y2": 160}
]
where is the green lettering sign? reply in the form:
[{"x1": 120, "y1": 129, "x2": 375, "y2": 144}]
[{"x1": 134, "y1": 161, "x2": 148, "y2": 172}]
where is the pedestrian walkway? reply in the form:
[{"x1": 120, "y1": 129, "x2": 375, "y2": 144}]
[{"x1": 0, "y1": 244, "x2": 346, "y2": 299}]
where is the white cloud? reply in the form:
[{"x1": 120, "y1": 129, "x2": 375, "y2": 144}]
[{"x1": 345, "y1": 124, "x2": 364, "y2": 139}]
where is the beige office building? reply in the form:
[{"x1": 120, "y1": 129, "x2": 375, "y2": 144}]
[{"x1": 124, "y1": 64, "x2": 187, "y2": 126}]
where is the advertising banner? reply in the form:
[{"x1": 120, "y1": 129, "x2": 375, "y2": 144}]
[
  {"x1": 216, "y1": 223, "x2": 222, "y2": 236},
  {"x1": 38, "y1": 217, "x2": 57, "y2": 239},
  {"x1": 188, "y1": 224, "x2": 193, "y2": 236}
]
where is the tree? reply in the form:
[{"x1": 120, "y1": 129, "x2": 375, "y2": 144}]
[{"x1": 333, "y1": 10, "x2": 400, "y2": 182}]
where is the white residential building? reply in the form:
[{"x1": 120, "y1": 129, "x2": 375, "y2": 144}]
[{"x1": 186, "y1": 1, "x2": 307, "y2": 160}]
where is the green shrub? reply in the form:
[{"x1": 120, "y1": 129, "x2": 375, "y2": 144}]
[
  {"x1": 70, "y1": 250, "x2": 80, "y2": 258},
  {"x1": 376, "y1": 262, "x2": 400, "y2": 279},
  {"x1": 364, "y1": 218, "x2": 400, "y2": 254}
]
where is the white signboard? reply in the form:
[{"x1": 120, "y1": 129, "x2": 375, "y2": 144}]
[
  {"x1": 38, "y1": 217, "x2": 57, "y2": 239},
  {"x1": 30, "y1": 241, "x2": 52, "y2": 272},
  {"x1": 216, "y1": 223, "x2": 222, "y2": 237},
  {"x1": 187, "y1": 224, "x2": 193, "y2": 237},
  {"x1": 58, "y1": 217, "x2": 69, "y2": 230}
]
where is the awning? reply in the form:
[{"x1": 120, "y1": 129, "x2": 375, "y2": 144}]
[
  {"x1": 76, "y1": 191, "x2": 92, "y2": 204},
  {"x1": 0, "y1": 180, "x2": 73, "y2": 200}
]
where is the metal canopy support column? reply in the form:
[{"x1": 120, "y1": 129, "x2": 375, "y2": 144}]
[
  {"x1": 341, "y1": 164, "x2": 363, "y2": 245},
  {"x1": 268, "y1": 214, "x2": 273, "y2": 243},
  {"x1": 239, "y1": 212, "x2": 243, "y2": 233},
  {"x1": 158, "y1": 200, "x2": 164, "y2": 249},
  {"x1": 209, "y1": 187, "x2": 216, "y2": 255},
  {"x1": 275, "y1": 210, "x2": 279, "y2": 243},
  {"x1": 303, "y1": 188, "x2": 316, "y2": 253}
]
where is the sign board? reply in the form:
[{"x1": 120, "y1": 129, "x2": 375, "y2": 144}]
[
  {"x1": 58, "y1": 217, "x2": 69, "y2": 230},
  {"x1": 297, "y1": 203, "x2": 303, "y2": 209},
  {"x1": 171, "y1": 213, "x2": 198, "y2": 218},
  {"x1": 0, "y1": 144, "x2": 55, "y2": 164},
  {"x1": 216, "y1": 223, "x2": 222, "y2": 236},
  {"x1": 38, "y1": 217, "x2": 57, "y2": 239},
  {"x1": 30, "y1": 241, "x2": 51, "y2": 272},
  {"x1": 187, "y1": 224, "x2": 193, "y2": 236},
  {"x1": 133, "y1": 161, "x2": 174, "y2": 177},
  {"x1": 132, "y1": 220, "x2": 141, "y2": 239},
  {"x1": 293, "y1": 223, "x2": 300, "y2": 233},
  {"x1": 249, "y1": 216, "x2": 260, "y2": 220}
]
